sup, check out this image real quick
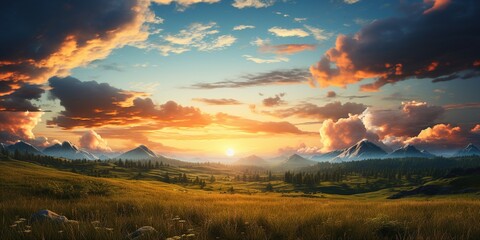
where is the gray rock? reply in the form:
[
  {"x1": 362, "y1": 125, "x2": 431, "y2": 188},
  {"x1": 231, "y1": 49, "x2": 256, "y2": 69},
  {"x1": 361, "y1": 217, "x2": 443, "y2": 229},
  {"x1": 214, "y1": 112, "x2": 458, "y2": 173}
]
[
  {"x1": 30, "y1": 209, "x2": 78, "y2": 224},
  {"x1": 127, "y1": 226, "x2": 158, "y2": 239}
]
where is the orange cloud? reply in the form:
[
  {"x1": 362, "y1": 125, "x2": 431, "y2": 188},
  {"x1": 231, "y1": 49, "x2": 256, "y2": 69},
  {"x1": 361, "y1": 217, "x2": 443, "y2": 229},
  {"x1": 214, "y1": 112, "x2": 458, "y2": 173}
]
[
  {"x1": 259, "y1": 44, "x2": 316, "y2": 55},
  {"x1": 79, "y1": 130, "x2": 112, "y2": 152},
  {"x1": 471, "y1": 124, "x2": 480, "y2": 134},
  {"x1": 310, "y1": 1, "x2": 480, "y2": 91},
  {"x1": 424, "y1": 0, "x2": 451, "y2": 14},
  {"x1": 0, "y1": 111, "x2": 43, "y2": 143},
  {"x1": 192, "y1": 98, "x2": 243, "y2": 105},
  {"x1": 319, "y1": 114, "x2": 370, "y2": 151},
  {"x1": 405, "y1": 123, "x2": 466, "y2": 149}
]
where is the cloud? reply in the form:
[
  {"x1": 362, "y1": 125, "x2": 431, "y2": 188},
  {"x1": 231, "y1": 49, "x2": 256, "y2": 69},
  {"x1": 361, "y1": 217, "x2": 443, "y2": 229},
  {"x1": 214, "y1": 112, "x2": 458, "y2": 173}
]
[
  {"x1": 192, "y1": 98, "x2": 243, "y2": 105},
  {"x1": 310, "y1": 0, "x2": 480, "y2": 91},
  {"x1": 471, "y1": 124, "x2": 480, "y2": 134},
  {"x1": 0, "y1": 0, "x2": 153, "y2": 140},
  {"x1": 79, "y1": 130, "x2": 112, "y2": 152},
  {"x1": 278, "y1": 143, "x2": 322, "y2": 155},
  {"x1": 150, "y1": 22, "x2": 236, "y2": 56},
  {"x1": 0, "y1": 84, "x2": 45, "y2": 111},
  {"x1": 232, "y1": 0, "x2": 274, "y2": 9},
  {"x1": 214, "y1": 113, "x2": 311, "y2": 135},
  {"x1": 424, "y1": 0, "x2": 451, "y2": 14},
  {"x1": 326, "y1": 91, "x2": 337, "y2": 98},
  {"x1": 243, "y1": 55, "x2": 289, "y2": 64},
  {"x1": 265, "y1": 101, "x2": 367, "y2": 121},
  {"x1": 319, "y1": 114, "x2": 378, "y2": 151},
  {"x1": 250, "y1": 38, "x2": 271, "y2": 46},
  {"x1": 0, "y1": 111, "x2": 43, "y2": 143},
  {"x1": 304, "y1": 25, "x2": 332, "y2": 41},
  {"x1": 259, "y1": 44, "x2": 316, "y2": 55},
  {"x1": 294, "y1": 18, "x2": 307, "y2": 23},
  {"x1": 47, "y1": 76, "x2": 310, "y2": 137},
  {"x1": 363, "y1": 101, "x2": 444, "y2": 139},
  {"x1": 405, "y1": 123, "x2": 467, "y2": 150},
  {"x1": 443, "y1": 102, "x2": 480, "y2": 110},
  {"x1": 233, "y1": 25, "x2": 256, "y2": 31},
  {"x1": 268, "y1": 27, "x2": 310, "y2": 38},
  {"x1": 262, "y1": 93, "x2": 286, "y2": 107},
  {"x1": 152, "y1": 0, "x2": 220, "y2": 11},
  {"x1": 189, "y1": 68, "x2": 311, "y2": 89},
  {"x1": 48, "y1": 76, "x2": 211, "y2": 129},
  {"x1": 344, "y1": 0, "x2": 360, "y2": 4}
]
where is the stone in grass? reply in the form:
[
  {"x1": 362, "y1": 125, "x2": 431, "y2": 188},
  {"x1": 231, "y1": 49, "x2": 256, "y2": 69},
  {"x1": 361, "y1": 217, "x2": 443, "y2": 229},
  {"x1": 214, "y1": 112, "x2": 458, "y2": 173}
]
[
  {"x1": 127, "y1": 226, "x2": 158, "y2": 240},
  {"x1": 30, "y1": 209, "x2": 78, "y2": 224}
]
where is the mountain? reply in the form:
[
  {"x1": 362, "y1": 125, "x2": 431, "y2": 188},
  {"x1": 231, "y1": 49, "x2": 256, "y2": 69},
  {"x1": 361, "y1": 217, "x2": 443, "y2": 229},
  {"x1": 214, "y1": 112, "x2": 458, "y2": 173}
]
[
  {"x1": 332, "y1": 139, "x2": 387, "y2": 162},
  {"x1": 233, "y1": 155, "x2": 268, "y2": 166},
  {"x1": 0, "y1": 143, "x2": 6, "y2": 153},
  {"x1": 420, "y1": 150, "x2": 436, "y2": 158},
  {"x1": 277, "y1": 154, "x2": 317, "y2": 169},
  {"x1": 117, "y1": 145, "x2": 157, "y2": 160},
  {"x1": 43, "y1": 141, "x2": 98, "y2": 160},
  {"x1": 388, "y1": 144, "x2": 435, "y2": 158},
  {"x1": 6, "y1": 141, "x2": 43, "y2": 156},
  {"x1": 454, "y1": 144, "x2": 480, "y2": 157},
  {"x1": 310, "y1": 150, "x2": 343, "y2": 162}
]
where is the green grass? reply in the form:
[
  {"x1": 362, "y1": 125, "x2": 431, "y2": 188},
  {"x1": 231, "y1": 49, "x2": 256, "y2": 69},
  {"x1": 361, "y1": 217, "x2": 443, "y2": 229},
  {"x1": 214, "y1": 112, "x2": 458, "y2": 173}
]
[{"x1": 1, "y1": 158, "x2": 480, "y2": 239}]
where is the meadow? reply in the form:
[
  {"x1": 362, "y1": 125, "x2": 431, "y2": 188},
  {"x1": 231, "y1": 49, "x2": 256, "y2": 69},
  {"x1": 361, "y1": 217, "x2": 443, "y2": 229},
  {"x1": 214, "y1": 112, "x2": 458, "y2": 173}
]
[{"x1": 1, "y1": 157, "x2": 480, "y2": 240}]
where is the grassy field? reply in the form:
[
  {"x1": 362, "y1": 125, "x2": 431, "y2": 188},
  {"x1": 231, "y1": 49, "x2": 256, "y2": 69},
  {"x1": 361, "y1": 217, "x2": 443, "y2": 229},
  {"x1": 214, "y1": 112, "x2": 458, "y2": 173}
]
[{"x1": 1, "y1": 158, "x2": 480, "y2": 240}]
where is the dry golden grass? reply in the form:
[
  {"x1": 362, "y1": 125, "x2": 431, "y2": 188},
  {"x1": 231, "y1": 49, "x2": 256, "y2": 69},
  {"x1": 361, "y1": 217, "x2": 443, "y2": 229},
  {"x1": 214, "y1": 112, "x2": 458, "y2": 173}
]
[{"x1": 1, "y1": 159, "x2": 480, "y2": 239}]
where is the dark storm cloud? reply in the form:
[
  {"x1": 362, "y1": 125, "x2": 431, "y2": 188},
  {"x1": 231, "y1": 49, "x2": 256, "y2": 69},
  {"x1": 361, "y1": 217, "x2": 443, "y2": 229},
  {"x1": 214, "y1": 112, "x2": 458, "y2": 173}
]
[
  {"x1": 310, "y1": 0, "x2": 480, "y2": 91},
  {"x1": 189, "y1": 68, "x2": 311, "y2": 89},
  {"x1": 0, "y1": 84, "x2": 44, "y2": 111},
  {"x1": 48, "y1": 76, "x2": 211, "y2": 129}
]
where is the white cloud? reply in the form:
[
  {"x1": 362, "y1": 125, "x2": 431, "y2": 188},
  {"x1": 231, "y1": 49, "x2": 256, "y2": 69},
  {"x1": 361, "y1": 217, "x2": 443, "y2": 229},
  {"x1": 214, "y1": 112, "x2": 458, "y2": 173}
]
[
  {"x1": 198, "y1": 35, "x2": 237, "y2": 51},
  {"x1": 304, "y1": 25, "x2": 331, "y2": 41},
  {"x1": 293, "y1": 17, "x2": 307, "y2": 23},
  {"x1": 152, "y1": 0, "x2": 220, "y2": 11},
  {"x1": 250, "y1": 37, "x2": 271, "y2": 46},
  {"x1": 233, "y1": 25, "x2": 256, "y2": 31},
  {"x1": 344, "y1": 0, "x2": 360, "y2": 4},
  {"x1": 232, "y1": 0, "x2": 275, "y2": 9},
  {"x1": 243, "y1": 54, "x2": 289, "y2": 64},
  {"x1": 152, "y1": 22, "x2": 236, "y2": 56},
  {"x1": 268, "y1": 27, "x2": 309, "y2": 38}
]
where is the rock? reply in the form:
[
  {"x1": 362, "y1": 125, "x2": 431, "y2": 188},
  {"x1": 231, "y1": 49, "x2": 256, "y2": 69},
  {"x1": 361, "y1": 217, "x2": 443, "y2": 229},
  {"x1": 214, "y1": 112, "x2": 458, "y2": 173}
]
[
  {"x1": 127, "y1": 226, "x2": 158, "y2": 239},
  {"x1": 30, "y1": 209, "x2": 78, "y2": 224}
]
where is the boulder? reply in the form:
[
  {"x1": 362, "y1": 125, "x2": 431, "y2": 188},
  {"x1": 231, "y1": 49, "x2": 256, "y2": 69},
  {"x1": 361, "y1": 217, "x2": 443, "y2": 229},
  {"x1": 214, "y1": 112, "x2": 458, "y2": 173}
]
[
  {"x1": 127, "y1": 226, "x2": 158, "y2": 239},
  {"x1": 30, "y1": 209, "x2": 78, "y2": 224}
]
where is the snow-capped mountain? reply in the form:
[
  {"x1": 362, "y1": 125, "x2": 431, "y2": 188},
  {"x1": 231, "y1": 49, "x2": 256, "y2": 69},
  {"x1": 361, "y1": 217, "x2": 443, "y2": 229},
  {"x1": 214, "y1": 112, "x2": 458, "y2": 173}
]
[
  {"x1": 43, "y1": 141, "x2": 98, "y2": 160},
  {"x1": 454, "y1": 143, "x2": 480, "y2": 157},
  {"x1": 388, "y1": 144, "x2": 436, "y2": 158},
  {"x1": 332, "y1": 139, "x2": 387, "y2": 162}
]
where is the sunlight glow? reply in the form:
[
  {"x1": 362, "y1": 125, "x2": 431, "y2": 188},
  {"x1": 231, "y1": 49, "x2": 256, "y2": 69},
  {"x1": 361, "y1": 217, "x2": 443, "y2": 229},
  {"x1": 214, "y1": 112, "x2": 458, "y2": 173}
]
[{"x1": 226, "y1": 148, "x2": 235, "y2": 157}]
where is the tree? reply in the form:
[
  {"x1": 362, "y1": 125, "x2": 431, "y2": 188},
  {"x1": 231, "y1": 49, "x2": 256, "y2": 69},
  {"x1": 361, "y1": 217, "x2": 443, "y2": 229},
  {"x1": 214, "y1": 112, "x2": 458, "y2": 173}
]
[
  {"x1": 209, "y1": 175, "x2": 216, "y2": 183},
  {"x1": 266, "y1": 182, "x2": 273, "y2": 192}
]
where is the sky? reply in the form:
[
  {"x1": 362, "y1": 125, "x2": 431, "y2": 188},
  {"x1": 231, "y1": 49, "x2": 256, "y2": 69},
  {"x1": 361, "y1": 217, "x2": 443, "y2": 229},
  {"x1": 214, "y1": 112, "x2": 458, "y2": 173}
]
[{"x1": 0, "y1": 0, "x2": 479, "y2": 160}]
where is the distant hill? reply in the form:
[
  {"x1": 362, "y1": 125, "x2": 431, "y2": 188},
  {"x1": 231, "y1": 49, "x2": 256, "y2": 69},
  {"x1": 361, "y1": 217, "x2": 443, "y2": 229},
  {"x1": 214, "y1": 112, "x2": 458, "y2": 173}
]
[
  {"x1": 388, "y1": 144, "x2": 435, "y2": 158},
  {"x1": 310, "y1": 150, "x2": 343, "y2": 162},
  {"x1": 117, "y1": 145, "x2": 158, "y2": 160},
  {"x1": 332, "y1": 139, "x2": 387, "y2": 162},
  {"x1": 6, "y1": 141, "x2": 43, "y2": 156},
  {"x1": 233, "y1": 155, "x2": 268, "y2": 166},
  {"x1": 276, "y1": 154, "x2": 317, "y2": 169},
  {"x1": 454, "y1": 144, "x2": 480, "y2": 157},
  {"x1": 43, "y1": 141, "x2": 98, "y2": 160},
  {"x1": 389, "y1": 167, "x2": 480, "y2": 199}
]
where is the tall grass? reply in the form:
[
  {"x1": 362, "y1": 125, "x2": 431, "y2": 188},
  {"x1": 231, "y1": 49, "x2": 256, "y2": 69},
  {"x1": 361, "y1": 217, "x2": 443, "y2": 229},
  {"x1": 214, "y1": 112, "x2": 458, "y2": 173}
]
[{"x1": 1, "y1": 160, "x2": 480, "y2": 239}]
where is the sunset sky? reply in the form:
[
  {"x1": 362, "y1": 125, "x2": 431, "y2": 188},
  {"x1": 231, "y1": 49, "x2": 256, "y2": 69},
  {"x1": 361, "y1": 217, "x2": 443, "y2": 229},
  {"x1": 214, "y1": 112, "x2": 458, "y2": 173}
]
[{"x1": 1, "y1": 0, "x2": 479, "y2": 160}]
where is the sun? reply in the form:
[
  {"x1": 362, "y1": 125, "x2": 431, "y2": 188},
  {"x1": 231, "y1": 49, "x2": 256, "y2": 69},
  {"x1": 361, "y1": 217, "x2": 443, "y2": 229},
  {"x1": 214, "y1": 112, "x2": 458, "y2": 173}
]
[{"x1": 226, "y1": 148, "x2": 235, "y2": 157}]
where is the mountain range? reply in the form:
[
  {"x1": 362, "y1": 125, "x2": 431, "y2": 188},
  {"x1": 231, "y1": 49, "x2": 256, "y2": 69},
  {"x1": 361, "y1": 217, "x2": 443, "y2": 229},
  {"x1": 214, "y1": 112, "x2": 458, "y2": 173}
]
[{"x1": 117, "y1": 145, "x2": 157, "y2": 160}]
